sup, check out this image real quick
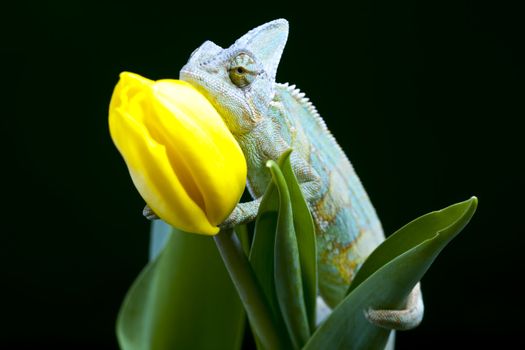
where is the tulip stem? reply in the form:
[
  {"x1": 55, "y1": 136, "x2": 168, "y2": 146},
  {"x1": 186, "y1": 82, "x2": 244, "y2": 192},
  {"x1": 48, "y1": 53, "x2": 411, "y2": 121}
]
[{"x1": 214, "y1": 229, "x2": 283, "y2": 350}]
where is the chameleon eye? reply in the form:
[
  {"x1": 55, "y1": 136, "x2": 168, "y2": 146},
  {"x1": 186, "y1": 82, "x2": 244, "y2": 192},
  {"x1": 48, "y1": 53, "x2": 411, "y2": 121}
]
[{"x1": 228, "y1": 53, "x2": 258, "y2": 88}]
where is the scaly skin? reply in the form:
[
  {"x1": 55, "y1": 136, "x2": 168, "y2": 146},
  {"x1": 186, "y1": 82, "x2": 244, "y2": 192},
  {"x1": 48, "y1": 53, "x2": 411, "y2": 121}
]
[{"x1": 178, "y1": 19, "x2": 423, "y2": 328}]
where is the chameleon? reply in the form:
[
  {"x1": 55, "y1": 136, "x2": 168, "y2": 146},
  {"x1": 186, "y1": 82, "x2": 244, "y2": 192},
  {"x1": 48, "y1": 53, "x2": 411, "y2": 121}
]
[{"x1": 147, "y1": 19, "x2": 423, "y2": 330}]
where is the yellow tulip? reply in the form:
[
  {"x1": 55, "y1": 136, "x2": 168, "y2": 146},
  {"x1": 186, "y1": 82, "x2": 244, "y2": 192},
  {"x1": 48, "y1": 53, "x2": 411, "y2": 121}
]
[{"x1": 109, "y1": 72, "x2": 247, "y2": 235}]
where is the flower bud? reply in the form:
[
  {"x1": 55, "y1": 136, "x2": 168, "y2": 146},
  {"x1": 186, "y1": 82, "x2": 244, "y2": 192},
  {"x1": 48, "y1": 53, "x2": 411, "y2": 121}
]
[{"x1": 109, "y1": 72, "x2": 246, "y2": 235}]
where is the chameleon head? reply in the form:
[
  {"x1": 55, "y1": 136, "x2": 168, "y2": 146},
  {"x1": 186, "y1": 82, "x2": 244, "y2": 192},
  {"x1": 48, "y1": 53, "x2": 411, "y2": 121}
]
[{"x1": 180, "y1": 19, "x2": 289, "y2": 135}]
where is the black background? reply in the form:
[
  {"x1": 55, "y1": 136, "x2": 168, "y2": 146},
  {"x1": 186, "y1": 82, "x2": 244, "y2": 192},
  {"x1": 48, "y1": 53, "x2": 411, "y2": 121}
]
[{"x1": 2, "y1": 0, "x2": 523, "y2": 349}]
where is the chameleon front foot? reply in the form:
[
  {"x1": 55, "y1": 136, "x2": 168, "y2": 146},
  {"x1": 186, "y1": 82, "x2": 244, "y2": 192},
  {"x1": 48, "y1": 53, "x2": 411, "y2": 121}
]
[
  {"x1": 219, "y1": 198, "x2": 262, "y2": 230},
  {"x1": 143, "y1": 198, "x2": 261, "y2": 228},
  {"x1": 365, "y1": 283, "x2": 424, "y2": 331}
]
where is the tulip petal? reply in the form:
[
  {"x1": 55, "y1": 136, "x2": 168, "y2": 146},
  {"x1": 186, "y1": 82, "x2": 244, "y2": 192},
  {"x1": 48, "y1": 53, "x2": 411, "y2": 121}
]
[
  {"x1": 149, "y1": 80, "x2": 246, "y2": 226},
  {"x1": 109, "y1": 72, "x2": 246, "y2": 235},
  {"x1": 109, "y1": 74, "x2": 220, "y2": 235}
]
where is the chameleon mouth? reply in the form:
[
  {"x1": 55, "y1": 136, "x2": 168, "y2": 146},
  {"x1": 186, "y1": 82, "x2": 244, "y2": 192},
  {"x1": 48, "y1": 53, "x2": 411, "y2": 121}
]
[
  {"x1": 179, "y1": 70, "x2": 203, "y2": 88},
  {"x1": 179, "y1": 70, "x2": 218, "y2": 105},
  {"x1": 178, "y1": 68, "x2": 256, "y2": 135},
  {"x1": 179, "y1": 70, "x2": 223, "y2": 104},
  {"x1": 179, "y1": 70, "x2": 221, "y2": 108}
]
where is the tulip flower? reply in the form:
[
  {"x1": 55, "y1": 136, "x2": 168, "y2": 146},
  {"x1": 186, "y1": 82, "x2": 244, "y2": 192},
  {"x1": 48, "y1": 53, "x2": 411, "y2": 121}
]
[{"x1": 109, "y1": 72, "x2": 247, "y2": 235}]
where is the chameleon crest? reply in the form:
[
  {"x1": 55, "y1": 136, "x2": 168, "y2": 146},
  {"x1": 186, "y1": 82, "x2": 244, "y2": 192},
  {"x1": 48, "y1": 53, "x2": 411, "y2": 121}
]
[{"x1": 180, "y1": 19, "x2": 418, "y2": 320}]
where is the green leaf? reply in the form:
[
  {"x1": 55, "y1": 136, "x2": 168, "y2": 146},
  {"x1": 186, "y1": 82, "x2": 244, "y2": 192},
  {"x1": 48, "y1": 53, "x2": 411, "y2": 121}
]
[
  {"x1": 249, "y1": 151, "x2": 315, "y2": 349},
  {"x1": 278, "y1": 150, "x2": 318, "y2": 331},
  {"x1": 304, "y1": 197, "x2": 478, "y2": 350},
  {"x1": 235, "y1": 224, "x2": 251, "y2": 255},
  {"x1": 249, "y1": 167, "x2": 290, "y2": 349},
  {"x1": 268, "y1": 160, "x2": 310, "y2": 349},
  {"x1": 116, "y1": 224, "x2": 245, "y2": 350},
  {"x1": 250, "y1": 210, "x2": 280, "y2": 323},
  {"x1": 149, "y1": 220, "x2": 171, "y2": 260},
  {"x1": 250, "y1": 181, "x2": 279, "y2": 295}
]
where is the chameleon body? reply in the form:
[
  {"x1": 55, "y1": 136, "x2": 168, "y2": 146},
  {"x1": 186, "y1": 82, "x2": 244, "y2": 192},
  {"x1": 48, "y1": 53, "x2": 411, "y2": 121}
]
[
  {"x1": 179, "y1": 19, "x2": 382, "y2": 306},
  {"x1": 178, "y1": 19, "x2": 423, "y2": 325},
  {"x1": 270, "y1": 83, "x2": 384, "y2": 305}
]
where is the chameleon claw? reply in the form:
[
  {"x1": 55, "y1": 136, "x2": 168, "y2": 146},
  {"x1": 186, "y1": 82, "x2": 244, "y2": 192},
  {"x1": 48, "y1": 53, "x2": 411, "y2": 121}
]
[
  {"x1": 143, "y1": 205, "x2": 159, "y2": 220},
  {"x1": 364, "y1": 283, "x2": 424, "y2": 331}
]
